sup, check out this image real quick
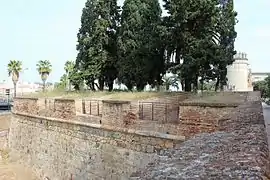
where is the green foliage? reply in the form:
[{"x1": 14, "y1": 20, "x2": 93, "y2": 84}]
[
  {"x1": 117, "y1": 0, "x2": 163, "y2": 91},
  {"x1": 162, "y1": 75, "x2": 179, "y2": 91},
  {"x1": 71, "y1": 0, "x2": 238, "y2": 92},
  {"x1": 7, "y1": 60, "x2": 22, "y2": 82},
  {"x1": 75, "y1": 0, "x2": 120, "y2": 91},
  {"x1": 55, "y1": 74, "x2": 68, "y2": 90},
  {"x1": 253, "y1": 76, "x2": 270, "y2": 99},
  {"x1": 7, "y1": 60, "x2": 23, "y2": 97},
  {"x1": 69, "y1": 71, "x2": 85, "y2": 91},
  {"x1": 36, "y1": 60, "x2": 52, "y2": 91},
  {"x1": 163, "y1": 0, "x2": 237, "y2": 91},
  {"x1": 64, "y1": 60, "x2": 75, "y2": 91}
]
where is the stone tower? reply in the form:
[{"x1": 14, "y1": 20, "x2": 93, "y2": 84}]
[{"x1": 226, "y1": 52, "x2": 253, "y2": 91}]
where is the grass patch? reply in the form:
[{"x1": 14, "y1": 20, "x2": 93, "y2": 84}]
[
  {"x1": 185, "y1": 91, "x2": 247, "y2": 103},
  {"x1": 18, "y1": 90, "x2": 179, "y2": 100}
]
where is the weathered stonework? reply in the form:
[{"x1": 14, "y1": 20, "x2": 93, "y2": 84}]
[
  {"x1": 8, "y1": 92, "x2": 266, "y2": 179},
  {"x1": 102, "y1": 100, "x2": 131, "y2": 127},
  {"x1": 9, "y1": 111, "x2": 184, "y2": 180},
  {"x1": 178, "y1": 103, "x2": 237, "y2": 136},
  {"x1": 131, "y1": 92, "x2": 270, "y2": 179},
  {"x1": 13, "y1": 97, "x2": 39, "y2": 114},
  {"x1": 10, "y1": 96, "x2": 242, "y2": 140},
  {"x1": 0, "y1": 113, "x2": 11, "y2": 150}
]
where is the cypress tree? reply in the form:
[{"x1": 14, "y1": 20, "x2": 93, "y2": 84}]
[
  {"x1": 117, "y1": 0, "x2": 162, "y2": 91},
  {"x1": 75, "y1": 0, "x2": 120, "y2": 91}
]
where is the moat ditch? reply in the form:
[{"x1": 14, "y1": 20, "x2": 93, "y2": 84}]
[{"x1": 0, "y1": 149, "x2": 37, "y2": 180}]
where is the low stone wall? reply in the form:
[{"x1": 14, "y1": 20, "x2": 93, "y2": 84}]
[
  {"x1": 179, "y1": 102, "x2": 238, "y2": 136},
  {"x1": 130, "y1": 92, "x2": 270, "y2": 179},
  {"x1": 9, "y1": 111, "x2": 185, "y2": 179},
  {"x1": 12, "y1": 97, "x2": 241, "y2": 139}
]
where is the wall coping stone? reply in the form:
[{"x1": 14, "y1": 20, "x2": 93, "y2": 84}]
[
  {"x1": 102, "y1": 100, "x2": 131, "y2": 104},
  {"x1": 12, "y1": 111, "x2": 185, "y2": 142},
  {"x1": 13, "y1": 97, "x2": 38, "y2": 100},
  {"x1": 179, "y1": 102, "x2": 239, "y2": 107},
  {"x1": 54, "y1": 98, "x2": 75, "y2": 102}
]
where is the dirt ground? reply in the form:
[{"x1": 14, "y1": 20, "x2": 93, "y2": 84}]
[{"x1": 0, "y1": 114, "x2": 38, "y2": 180}]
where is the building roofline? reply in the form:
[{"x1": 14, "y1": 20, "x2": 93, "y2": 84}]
[{"x1": 252, "y1": 72, "x2": 270, "y2": 75}]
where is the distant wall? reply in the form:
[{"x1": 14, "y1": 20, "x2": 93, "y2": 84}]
[
  {"x1": 9, "y1": 98, "x2": 185, "y2": 180},
  {"x1": 179, "y1": 102, "x2": 237, "y2": 136},
  {"x1": 131, "y1": 92, "x2": 270, "y2": 179}
]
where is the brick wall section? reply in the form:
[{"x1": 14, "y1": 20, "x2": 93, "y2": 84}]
[
  {"x1": 15, "y1": 98, "x2": 76, "y2": 120},
  {"x1": 53, "y1": 99, "x2": 76, "y2": 119},
  {"x1": 131, "y1": 91, "x2": 270, "y2": 179},
  {"x1": 178, "y1": 103, "x2": 237, "y2": 136},
  {"x1": 102, "y1": 100, "x2": 131, "y2": 126},
  {"x1": 13, "y1": 97, "x2": 39, "y2": 114},
  {"x1": 12, "y1": 97, "x2": 239, "y2": 138}
]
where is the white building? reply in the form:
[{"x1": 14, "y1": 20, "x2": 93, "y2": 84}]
[
  {"x1": 252, "y1": 72, "x2": 270, "y2": 82},
  {"x1": 226, "y1": 52, "x2": 253, "y2": 91}
]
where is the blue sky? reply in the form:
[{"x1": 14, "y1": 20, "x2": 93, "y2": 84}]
[{"x1": 0, "y1": 0, "x2": 269, "y2": 83}]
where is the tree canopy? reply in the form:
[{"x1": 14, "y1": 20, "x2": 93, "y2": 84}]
[{"x1": 70, "y1": 0, "x2": 238, "y2": 92}]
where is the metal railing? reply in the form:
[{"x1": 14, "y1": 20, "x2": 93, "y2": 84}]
[
  {"x1": 138, "y1": 101, "x2": 179, "y2": 123},
  {"x1": 81, "y1": 100, "x2": 102, "y2": 116}
]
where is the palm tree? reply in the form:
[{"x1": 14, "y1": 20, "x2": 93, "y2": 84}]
[
  {"x1": 162, "y1": 75, "x2": 179, "y2": 91},
  {"x1": 64, "y1": 60, "x2": 75, "y2": 91},
  {"x1": 7, "y1": 60, "x2": 22, "y2": 97},
  {"x1": 36, "y1": 60, "x2": 52, "y2": 92}
]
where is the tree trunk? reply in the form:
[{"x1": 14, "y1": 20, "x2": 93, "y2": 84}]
[
  {"x1": 42, "y1": 80, "x2": 46, "y2": 92},
  {"x1": 215, "y1": 77, "x2": 220, "y2": 92},
  {"x1": 68, "y1": 80, "x2": 72, "y2": 91},
  {"x1": 108, "y1": 81, "x2": 114, "y2": 92},
  {"x1": 165, "y1": 84, "x2": 169, "y2": 91},
  {"x1": 184, "y1": 79, "x2": 192, "y2": 92},
  {"x1": 67, "y1": 72, "x2": 71, "y2": 92},
  {"x1": 13, "y1": 82, "x2": 17, "y2": 97},
  {"x1": 98, "y1": 78, "x2": 104, "y2": 91},
  {"x1": 200, "y1": 79, "x2": 204, "y2": 92},
  {"x1": 193, "y1": 76, "x2": 198, "y2": 93},
  {"x1": 136, "y1": 83, "x2": 145, "y2": 91}
]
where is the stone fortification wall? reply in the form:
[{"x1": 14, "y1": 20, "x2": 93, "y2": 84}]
[
  {"x1": 130, "y1": 92, "x2": 270, "y2": 179},
  {"x1": 8, "y1": 93, "x2": 249, "y2": 179},
  {"x1": 9, "y1": 98, "x2": 185, "y2": 180}
]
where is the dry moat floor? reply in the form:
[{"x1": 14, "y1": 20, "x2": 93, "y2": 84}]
[{"x1": 0, "y1": 113, "x2": 37, "y2": 179}]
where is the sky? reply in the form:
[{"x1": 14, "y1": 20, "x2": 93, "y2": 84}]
[{"x1": 0, "y1": 0, "x2": 269, "y2": 84}]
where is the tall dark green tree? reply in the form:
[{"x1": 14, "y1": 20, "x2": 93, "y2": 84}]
[
  {"x1": 117, "y1": 0, "x2": 162, "y2": 91},
  {"x1": 214, "y1": 0, "x2": 237, "y2": 90},
  {"x1": 75, "y1": 0, "x2": 120, "y2": 91},
  {"x1": 163, "y1": 0, "x2": 221, "y2": 91}
]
